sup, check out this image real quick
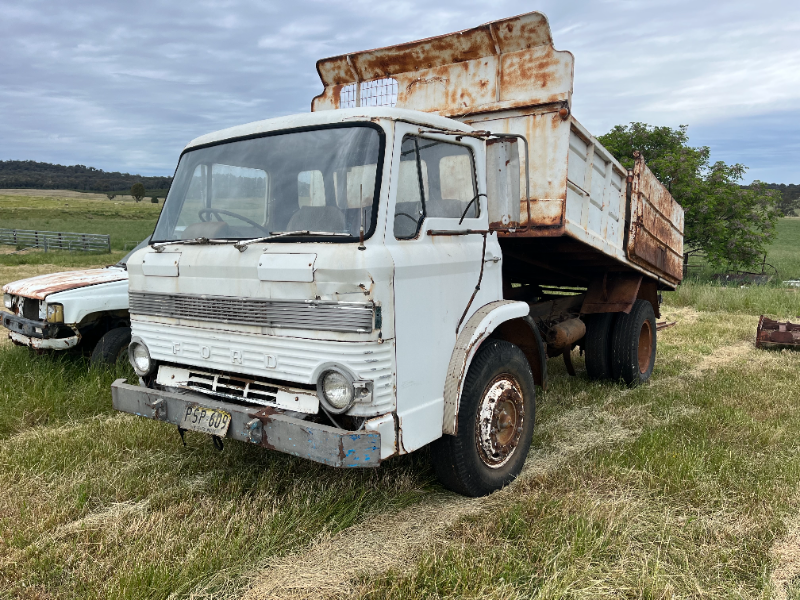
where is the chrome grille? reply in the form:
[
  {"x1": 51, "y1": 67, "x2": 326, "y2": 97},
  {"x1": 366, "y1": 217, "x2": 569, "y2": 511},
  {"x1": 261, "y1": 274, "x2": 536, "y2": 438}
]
[
  {"x1": 180, "y1": 370, "x2": 279, "y2": 405},
  {"x1": 129, "y1": 291, "x2": 374, "y2": 333}
]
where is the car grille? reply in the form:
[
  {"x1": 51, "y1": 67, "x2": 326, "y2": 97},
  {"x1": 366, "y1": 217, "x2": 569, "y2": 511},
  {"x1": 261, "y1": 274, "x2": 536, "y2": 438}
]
[
  {"x1": 129, "y1": 291, "x2": 374, "y2": 333},
  {"x1": 22, "y1": 298, "x2": 40, "y2": 321}
]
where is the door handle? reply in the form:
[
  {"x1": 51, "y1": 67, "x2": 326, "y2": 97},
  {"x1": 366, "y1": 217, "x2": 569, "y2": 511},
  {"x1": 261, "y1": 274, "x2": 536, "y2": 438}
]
[{"x1": 484, "y1": 255, "x2": 501, "y2": 263}]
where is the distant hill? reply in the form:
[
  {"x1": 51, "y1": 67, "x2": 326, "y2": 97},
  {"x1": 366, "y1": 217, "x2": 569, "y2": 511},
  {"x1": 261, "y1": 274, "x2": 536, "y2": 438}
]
[{"x1": 0, "y1": 160, "x2": 172, "y2": 195}]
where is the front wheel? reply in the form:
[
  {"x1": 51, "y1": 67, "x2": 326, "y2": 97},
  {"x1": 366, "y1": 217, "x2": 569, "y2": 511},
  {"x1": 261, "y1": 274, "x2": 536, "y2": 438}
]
[
  {"x1": 90, "y1": 327, "x2": 132, "y2": 366},
  {"x1": 430, "y1": 340, "x2": 536, "y2": 497}
]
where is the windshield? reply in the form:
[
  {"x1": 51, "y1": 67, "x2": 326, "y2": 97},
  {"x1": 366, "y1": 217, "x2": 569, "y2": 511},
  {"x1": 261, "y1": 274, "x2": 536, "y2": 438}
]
[{"x1": 152, "y1": 124, "x2": 384, "y2": 243}]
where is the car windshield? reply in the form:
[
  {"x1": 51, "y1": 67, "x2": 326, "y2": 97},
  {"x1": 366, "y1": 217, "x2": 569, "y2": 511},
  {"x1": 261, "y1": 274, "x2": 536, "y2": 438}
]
[{"x1": 152, "y1": 124, "x2": 383, "y2": 243}]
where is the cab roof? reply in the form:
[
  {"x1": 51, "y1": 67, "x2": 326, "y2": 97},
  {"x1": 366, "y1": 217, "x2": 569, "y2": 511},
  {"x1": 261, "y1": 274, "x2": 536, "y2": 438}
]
[{"x1": 183, "y1": 107, "x2": 475, "y2": 152}]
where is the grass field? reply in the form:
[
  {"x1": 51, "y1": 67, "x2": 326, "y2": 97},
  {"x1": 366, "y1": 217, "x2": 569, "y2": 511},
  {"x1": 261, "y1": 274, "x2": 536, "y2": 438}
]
[
  {"x1": 0, "y1": 190, "x2": 162, "y2": 251},
  {"x1": 0, "y1": 194, "x2": 799, "y2": 599},
  {"x1": 685, "y1": 217, "x2": 800, "y2": 284}
]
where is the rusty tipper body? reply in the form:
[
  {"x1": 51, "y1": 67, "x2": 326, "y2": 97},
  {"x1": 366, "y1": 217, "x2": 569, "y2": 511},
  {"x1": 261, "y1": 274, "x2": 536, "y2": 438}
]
[{"x1": 112, "y1": 12, "x2": 684, "y2": 497}]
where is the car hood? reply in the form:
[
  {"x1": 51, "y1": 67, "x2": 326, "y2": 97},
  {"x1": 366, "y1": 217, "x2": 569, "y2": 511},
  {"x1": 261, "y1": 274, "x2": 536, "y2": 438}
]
[{"x1": 2, "y1": 268, "x2": 128, "y2": 300}]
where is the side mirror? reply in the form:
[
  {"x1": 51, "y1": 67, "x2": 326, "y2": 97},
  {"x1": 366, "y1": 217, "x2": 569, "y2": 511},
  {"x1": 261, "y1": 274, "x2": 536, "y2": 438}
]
[{"x1": 486, "y1": 138, "x2": 521, "y2": 230}]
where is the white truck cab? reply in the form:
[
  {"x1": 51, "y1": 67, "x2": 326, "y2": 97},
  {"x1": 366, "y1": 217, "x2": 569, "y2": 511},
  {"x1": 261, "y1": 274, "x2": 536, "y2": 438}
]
[{"x1": 112, "y1": 12, "x2": 683, "y2": 496}]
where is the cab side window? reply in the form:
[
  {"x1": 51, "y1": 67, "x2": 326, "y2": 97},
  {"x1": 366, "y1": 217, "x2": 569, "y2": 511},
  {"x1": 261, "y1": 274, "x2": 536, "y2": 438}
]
[{"x1": 393, "y1": 136, "x2": 477, "y2": 239}]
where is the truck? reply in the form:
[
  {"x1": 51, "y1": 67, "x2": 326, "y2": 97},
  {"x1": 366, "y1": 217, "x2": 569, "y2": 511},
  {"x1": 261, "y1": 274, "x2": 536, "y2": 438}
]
[
  {"x1": 111, "y1": 12, "x2": 683, "y2": 497},
  {"x1": 2, "y1": 238, "x2": 150, "y2": 364}
]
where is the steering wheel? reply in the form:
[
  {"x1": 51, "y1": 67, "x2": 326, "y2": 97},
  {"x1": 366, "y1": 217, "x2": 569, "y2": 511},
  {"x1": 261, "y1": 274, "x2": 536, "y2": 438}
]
[
  {"x1": 394, "y1": 212, "x2": 420, "y2": 225},
  {"x1": 198, "y1": 208, "x2": 270, "y2": 234}
]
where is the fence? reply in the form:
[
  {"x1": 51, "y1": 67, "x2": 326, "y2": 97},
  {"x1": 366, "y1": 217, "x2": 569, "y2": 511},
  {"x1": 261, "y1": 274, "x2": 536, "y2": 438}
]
[{"x1": 0, "y1": 229, "x2": 111, "y2": 253}]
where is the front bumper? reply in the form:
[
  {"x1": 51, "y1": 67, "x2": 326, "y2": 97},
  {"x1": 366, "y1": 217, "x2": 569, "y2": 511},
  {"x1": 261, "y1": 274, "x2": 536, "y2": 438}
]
[
  {"x1": 111, "y1": 379, "x2": 381, "y2": 468},
  {"x1": 2, "y1": 313, "x2": 80, "y2": 349},
  {"x1": 2, "y1": 312, "x2": 60, "y2": 338},
  {"x1": 9, "y1": 331, "x2": 81, "y2": 350}
]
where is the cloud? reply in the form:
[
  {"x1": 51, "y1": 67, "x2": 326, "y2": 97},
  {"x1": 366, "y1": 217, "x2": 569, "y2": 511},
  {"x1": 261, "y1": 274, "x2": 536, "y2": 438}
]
[{"x1": 0, "y1": 0, "x2": 797, "y2": 182}]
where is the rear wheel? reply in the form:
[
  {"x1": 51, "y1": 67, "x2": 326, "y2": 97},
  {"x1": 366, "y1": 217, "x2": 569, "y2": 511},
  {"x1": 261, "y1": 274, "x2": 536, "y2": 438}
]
[
  {"x1": 430, "y1": 340, "x2": 536, "y2": 497},
  {"x1": 584, "y1": 313, "x2": 616, "y2": 380},
  {"x1": 610, "y1": 299, "x2": 656, "y2": 386},
  {"x1": 90, "y1": 327, "x2": 131, "y2": 366}
]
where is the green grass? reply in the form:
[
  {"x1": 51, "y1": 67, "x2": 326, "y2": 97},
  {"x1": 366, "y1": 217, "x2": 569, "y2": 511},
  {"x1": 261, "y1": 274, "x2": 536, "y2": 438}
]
[
  {"x1": 666, "y1": 282, "x2": 800, "y2": 318},
  {"x1": 770, "y1": 218, "x2": 800, "y2": 280},
  {"x1": 0, "y1": 192, "x2": 160, "y2": 251},
  {"x1": 0, "y1": 350, "x2": 133, "y2": 438}
]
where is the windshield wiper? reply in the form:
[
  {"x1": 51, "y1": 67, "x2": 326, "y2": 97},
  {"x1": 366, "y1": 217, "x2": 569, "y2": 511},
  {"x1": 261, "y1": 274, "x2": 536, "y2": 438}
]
[
  {"x1": 151, "y1": 237, "x2": 238, "y2": 252},
  {"x1": 233, "y1": 231, "x2": 352, "y2": 252}
]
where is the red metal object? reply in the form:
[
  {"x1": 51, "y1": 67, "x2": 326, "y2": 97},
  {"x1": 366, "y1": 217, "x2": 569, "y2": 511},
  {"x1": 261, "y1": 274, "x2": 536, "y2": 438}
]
[{"x1": 756, "y1": 316, "x2": 800, "y2": 349}]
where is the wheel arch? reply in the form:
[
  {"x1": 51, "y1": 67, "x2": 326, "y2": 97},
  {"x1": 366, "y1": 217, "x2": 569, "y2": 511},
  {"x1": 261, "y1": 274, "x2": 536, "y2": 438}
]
[{"x1": 442, "y1": 300, "x2": 534, "y2": 436}]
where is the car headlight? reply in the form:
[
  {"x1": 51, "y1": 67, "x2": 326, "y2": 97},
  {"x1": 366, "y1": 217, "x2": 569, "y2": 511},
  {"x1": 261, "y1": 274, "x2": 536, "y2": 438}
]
[
  {"x1": 3, "y1": 294, "x2": 12, "y2": 309},
  {"x1": 46, "y1": 303, "x2": 64, "y2": 323},
  {"x1": 317, "y1": 368, "x2": 355, "y2": 413},
  {"x1": 128, "y1": 339, "x2": 155, "y2": 376}
]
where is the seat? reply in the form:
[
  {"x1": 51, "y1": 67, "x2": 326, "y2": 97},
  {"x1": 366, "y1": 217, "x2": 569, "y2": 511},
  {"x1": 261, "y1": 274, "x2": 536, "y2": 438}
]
[
  {"x1": 286, "y1": 206, "x2": 347, "y2": 233},
  {"x1": 426, "y1": 198, "x2": 469, "y2": 219},
  {"x1": 181, "y1": 221, "x2": 232, "y2": 239}
]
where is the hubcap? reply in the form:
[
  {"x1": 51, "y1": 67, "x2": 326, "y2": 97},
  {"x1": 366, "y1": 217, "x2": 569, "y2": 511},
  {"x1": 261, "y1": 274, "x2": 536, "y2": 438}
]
[
  {"x1": 638, "y1": 321, "x2": 653, "y2": 373},
  {"x1": 475, "y1": 375, "x2": 524, "y2": 469}
]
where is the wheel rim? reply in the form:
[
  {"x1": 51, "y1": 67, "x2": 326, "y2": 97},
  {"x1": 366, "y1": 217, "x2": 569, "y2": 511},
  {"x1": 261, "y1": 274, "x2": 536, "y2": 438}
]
[
  {"x1": 638, "y1": 320, "x2": 653, "y2": 373},
  {"x1": 474, "y1": 374, "x2": 525, "y2": 469}
]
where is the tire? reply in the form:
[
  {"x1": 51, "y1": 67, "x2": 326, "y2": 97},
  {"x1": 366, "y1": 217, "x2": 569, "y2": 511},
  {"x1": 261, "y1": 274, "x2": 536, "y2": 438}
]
[
  {"x1": 584, "y1": 313, "x2": 616, "y2": 380},
  {"x1": 90, "y1": 327, "x2": 131, "y2": 366},
  {"x1": 610, "y1": 299, "x2": 656, "y2": 386},
  {"x1": 430, "y1": 339, "x2": 536, "y2": 497}
]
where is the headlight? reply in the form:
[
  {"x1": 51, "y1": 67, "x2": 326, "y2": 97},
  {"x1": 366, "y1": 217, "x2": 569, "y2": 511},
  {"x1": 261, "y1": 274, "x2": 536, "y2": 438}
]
[
  {"x1": 3, "y1": 294, "x2": 12, "y2": 309},
  {"x1": 128, "y1": 340, "x2": 155, "y2": 376},
  {"x1": 317, "y1": 368, "x2": 355, "y2": 413},
  {"x1": 46, "y1": 303, "x2": 64, "y2": 323}
]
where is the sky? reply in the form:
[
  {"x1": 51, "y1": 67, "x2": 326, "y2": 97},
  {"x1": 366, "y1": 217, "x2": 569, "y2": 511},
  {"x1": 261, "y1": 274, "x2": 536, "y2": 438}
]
[{"x1": 1, "y1": 0, "x2": 798, "y2": 183}]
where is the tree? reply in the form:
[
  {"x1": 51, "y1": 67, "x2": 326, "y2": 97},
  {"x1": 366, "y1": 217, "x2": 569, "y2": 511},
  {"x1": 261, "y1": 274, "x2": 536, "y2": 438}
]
[
  {"x1": 150, "y1": 196, "x2": 158, "y2": 203},
  {"x1": 772, "y1": 184, "x2": 800, "y2": 216},
  {"x1": 598, "y1": 123, "x2": 781, "y2": 270},
  {"x1": 130, "y1": 182, "x2": 145, "y2": 203},
  {"x1": 106, "y1": 193, "x2": 116, "y2": 200}
]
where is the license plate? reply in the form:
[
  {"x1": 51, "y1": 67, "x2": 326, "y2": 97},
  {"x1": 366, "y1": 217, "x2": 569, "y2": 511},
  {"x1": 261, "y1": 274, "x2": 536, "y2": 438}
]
[{"x1": 180, "y1": 405, "x2": 231, "y2": 436}]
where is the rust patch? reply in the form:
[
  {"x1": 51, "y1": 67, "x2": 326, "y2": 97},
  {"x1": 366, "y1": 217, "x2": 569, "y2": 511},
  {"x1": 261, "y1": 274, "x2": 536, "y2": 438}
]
[
  {"x1": 312, "y1": 11, "x2": 573, "y2": 117},
  {"x1": 2, "y1": 268, "x2": 127, "y2": 300},
  {"x1": 627, "y1": 153, "x2": 684, "y2": 285}
]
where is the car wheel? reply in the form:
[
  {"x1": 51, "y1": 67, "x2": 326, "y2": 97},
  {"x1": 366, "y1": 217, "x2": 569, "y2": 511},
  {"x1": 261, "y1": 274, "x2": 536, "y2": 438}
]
[{"x1": 90, "y1": 327, "x2": 132, "y2": 366}]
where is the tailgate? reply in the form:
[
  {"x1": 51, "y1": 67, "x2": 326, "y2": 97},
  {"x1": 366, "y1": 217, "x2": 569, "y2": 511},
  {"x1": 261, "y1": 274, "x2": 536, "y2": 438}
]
[{"x1": 626, "y1": 153, "x2": 684, "y2": 286}]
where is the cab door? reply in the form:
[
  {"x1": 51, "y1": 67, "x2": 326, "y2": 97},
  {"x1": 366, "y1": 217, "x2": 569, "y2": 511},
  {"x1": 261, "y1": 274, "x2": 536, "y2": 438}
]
[{"x1": 385, "y1": 124, "x2": 501, "y2": 453}]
